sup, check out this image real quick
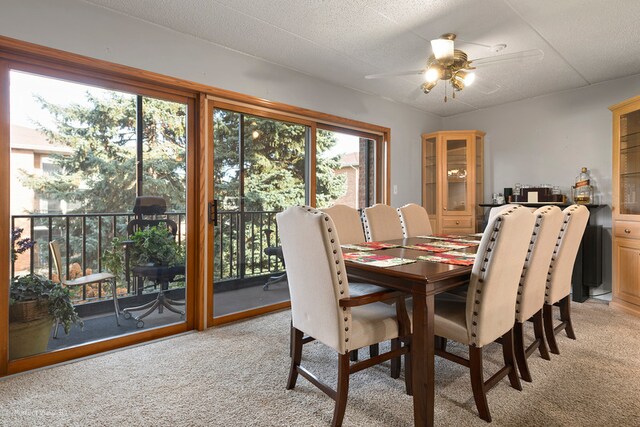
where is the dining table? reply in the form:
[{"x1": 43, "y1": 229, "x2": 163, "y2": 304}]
[{"x1": 343, "y1": 236, "x2": 480, "y2": 427}]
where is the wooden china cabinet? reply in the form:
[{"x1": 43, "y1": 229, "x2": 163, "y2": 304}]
[
  {"x1": 610, "y1": 96, "x2": 640, "y2": 316},
  {"x1": 421, "y1": 130, "x2": 485, "y2": 234}
]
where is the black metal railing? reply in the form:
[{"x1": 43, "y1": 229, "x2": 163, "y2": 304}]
[
  {"x1": 11, "y1": 211, "x2": 187, "y2": 300},
  {"x1": 11, "y1": 209, "x2": 283, "y2": 309},
  {"x1": 214, "y1": 209, "x2": 283, "y2": 281}
]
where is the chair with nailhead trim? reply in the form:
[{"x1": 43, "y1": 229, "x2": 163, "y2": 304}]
[
  {"x1": 543, "y1": 204, "x2": 589, "y2": 355},
  {"x1": 277, "y1": 206, "x2": 411, "y2": 427},
  {"x1": 431, "y1": 205, "x2": 535, "y2": 422},
  {"x1": 397, "y1": 203, "x2": 433, "y2": 238},
  {"x1": 362, "y1": 204, "x2": 404, "y2": 242},
  {"x1": 488, "y1": 203, "x2": 520, "y2": 223},
  {"x1": 321, "y1": 204, "x2": 403, "y2": 367},
  {"x1": 512, "y1": 205, "x2": 563, "y2": 382}
]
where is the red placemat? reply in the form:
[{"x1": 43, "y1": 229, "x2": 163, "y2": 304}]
[
  {"x1": 341, "y1": 241, "x2": 401, "y2": 251},
  {"x1": 417, "y1": 252, "x2": 476, "y2": 266},
  {"x1": 402, "y1": 243, "x2": 458, "y2": 253},
  {"x1": 343, "y1": 251, "x2": 416, "y2": 267}
]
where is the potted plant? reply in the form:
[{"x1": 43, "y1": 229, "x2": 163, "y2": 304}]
[
  {"x1": 9, "y1": 274, "x2": 83, "y2": 359},
  {"x1": 103, "y1": 226, "x2": 185, "y2": 273}
]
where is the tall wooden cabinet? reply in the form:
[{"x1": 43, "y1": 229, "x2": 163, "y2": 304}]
[
  {"x1": 610, "y1": 96, "x2": 640, "y2": 316},
  {"x1": 422, "y1": 130, "x2": 484, "y2": 234}
]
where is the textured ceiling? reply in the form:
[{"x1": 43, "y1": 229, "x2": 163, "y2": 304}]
[{"x1": 83, "y1": 0, "x2": 640, "y2": 117}]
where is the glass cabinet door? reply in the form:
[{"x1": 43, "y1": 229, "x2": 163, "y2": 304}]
[
  {"x1": 423, "y1": 136, "x2": 437, "y2": 220},
  {"x1": 619, "y1": 110, "x2": 640, "y2": 215},
  {"x1": 442, "y1": 136, "x2": 470, "y2": 215}
]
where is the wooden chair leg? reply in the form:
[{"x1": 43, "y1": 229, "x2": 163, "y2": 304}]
[
  {"x1": 350, "y1": 350, "x2": 358, "y2": 361},
  {"x1": 469, "y1": 346, "x2": 491, "y2": 423},
  {"x1": 513, "y1": 321, "x2": 532, "y2": 382},
  {"x1": 502, "y1": 329, "x2": 522, "y2": 391},
  {"x1": 332, "y1": 353, "x2": 350, "y2": 427},
  {"x1": 404, "y1": 342, "x2": 413, "y2": 396},
  {"x1": 369, "y1": 344, "x2": 379, "y2": 357},
  {"x1": 559, "y1": 295, "x2": 576, "y2": 340},
  {"x1": 532, "y1": 310, "x2": 551, "y2": 360},
  {"x1": 390, "y1": 338, "x2": 400, "y2": 379},
  {"x1": 287, "y1": 326, "x2": 303, "y2": 390},
  {"x1": 435, "y1": 336, "x2": 447, "y2": 351},
  {"x1": 543, "y1": 304, "x2": 560, "y2": 355}
]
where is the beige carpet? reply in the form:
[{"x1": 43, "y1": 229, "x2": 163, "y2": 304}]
[{"x1": 1, "y1": 300, "x2": 639, "y2": 426}]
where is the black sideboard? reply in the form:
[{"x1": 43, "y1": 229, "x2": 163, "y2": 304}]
[{"x1": 479, "y1": 203, "x2": 605, "y2": 303}]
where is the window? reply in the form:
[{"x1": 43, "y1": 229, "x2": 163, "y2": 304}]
[{"x1": 211, "y1": 106, "x2": 386, "y2": 320}]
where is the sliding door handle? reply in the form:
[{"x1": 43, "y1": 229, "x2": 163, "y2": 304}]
[{"x1": 209, "y1": 200, "x2": 218, "y2": 226}]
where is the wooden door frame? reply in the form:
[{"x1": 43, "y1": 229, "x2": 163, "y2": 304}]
[
  {"x1": 0, "y1": 59, "x2": 10, "y2": 376},
  {"x1": 0, "y1": 35, "x2": 391, "y2": 371},
  {"x1": 0, "y1": 40, "x2": 203, "y2": 376},
  {"x1": 206, "y1": 100, "x2": 390, "y2": 326}
]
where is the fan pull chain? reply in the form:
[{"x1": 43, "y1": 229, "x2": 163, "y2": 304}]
[{"x1": 444, "y1": 83, "x2": 448, "y2": 103}]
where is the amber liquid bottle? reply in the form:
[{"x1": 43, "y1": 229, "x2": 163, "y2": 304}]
[{"x1": 574, "y1": 167, "x2": 592, "y2": 204}]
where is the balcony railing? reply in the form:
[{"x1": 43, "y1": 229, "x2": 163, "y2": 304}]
[{"x1": 11, "y1": 210, "x2": 284, "y2": 312}]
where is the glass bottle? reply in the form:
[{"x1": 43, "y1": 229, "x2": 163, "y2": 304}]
[{"x1": 573, "y1": 167, "x2": 593, "y2": 204}]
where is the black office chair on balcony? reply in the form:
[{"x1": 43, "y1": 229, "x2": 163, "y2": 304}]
[
  {"x1": 122, "y1": 196, "x2": 185, "y2": 328},
  {"x1": 262, "y1": 228, "x2": 287, "y2": 291}
]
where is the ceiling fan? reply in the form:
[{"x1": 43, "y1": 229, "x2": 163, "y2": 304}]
[{"x1": 365, "y1": 33, "x2": 544, "y2": 102}]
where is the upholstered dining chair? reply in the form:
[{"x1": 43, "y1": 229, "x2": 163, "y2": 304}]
[
  {"x1": 543, "y1": 204, "x2": 589, "y2": 355},
  {"x1": 277, "y1": 206, "x2": 411, "y2": 427},
  {"x1": 320, "y1": 205, "x2": 389, "y2": 297},
  {"x1": 362, "y1": 204, "x2": 404, "y2": 241},
  {"x1": 488, "y1": 203, "x2": 520, "y2": 223},
  {"x1": 49, "y1": 240, "x2": 120, "y2": 338},
  {"x1": 321, "y1": 204, "x2": 367, "y2": 245},
  {"x1": 397, "y1": 203, "x2": 433, "y2": 238},
  {"x1": 431, "y1": 205, "x2": 535, "y2": 422},
  {"x1": 512, "y1": 206, "x2": 563, "y2": 382},
  {"x1": 322, "y1": 204, "x2": 401, "y2": 366}
]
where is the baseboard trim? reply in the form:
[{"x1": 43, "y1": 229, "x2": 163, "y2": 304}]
[{"x1": 610, "y1": 299, "x2": 640, "y2": 317}]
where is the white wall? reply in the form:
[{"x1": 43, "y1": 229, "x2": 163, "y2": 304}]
[
  {"x1": 0, "y1": 0, "x2": 442, "y2": 206},
  {"x1": 443, "y1": 73, "x2": 640, "y2": 293}
]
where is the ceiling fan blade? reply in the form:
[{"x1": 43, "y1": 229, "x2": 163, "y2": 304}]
[
  {"x1": 470, "y1": 49, "x2": 544, "y2": 67},
  {"x1": 365, "y1": 69, "x2": 425, "y2": 79}
]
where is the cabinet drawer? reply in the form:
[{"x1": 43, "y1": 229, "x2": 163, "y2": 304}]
[
  {"x1": 614, "y1": 221, "x2": 640, "y2": 239},
  {"x1": 442, "y1": 217, "x2": 472, "y2": 228},
  {"x1": 442, "y1": 227, "x2": 474, "y2": 235}
]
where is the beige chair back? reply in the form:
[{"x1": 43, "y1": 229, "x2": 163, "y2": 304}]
[
  {"x1": 545, "y1": 205, "x2": 590, "y2": 305},
  {"x1": 398, "y1": 203, "x2": 432, "y2": 238},
  {"x1": 49, "y1": 241, "x2": 64, "y2": 281},
  {"x1": 321, "y1": 204, "x2": 365, "y2": 245},
  {"x1": 362, "y1": 204, "x2": 404, "y2": 241},
  {"x1": 516, "y1": 206, "x2": 563, "y2": 323},
  {"x1": 488, "y1": 204, "x2": 520, "y2": 222},
  {"x1": 466, "y1": 205, "x2": 535, "y2": 347},
  {"x1": 277, "y1": 206, "x2": 352, "y2": 354}
]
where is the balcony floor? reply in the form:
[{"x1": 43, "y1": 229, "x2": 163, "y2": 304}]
[{"x1": 46, "y1": 280, "x2": 290, "y2": 351}]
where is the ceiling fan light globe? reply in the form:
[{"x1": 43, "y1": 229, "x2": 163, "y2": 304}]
[
  {"x1": 421, "y1": 81, "x2": 437, "y2": 94},
  {"x1": 425, "y1": 66, "x2": 441, "y2": 83},
  {"x1": 453, "y1": 70, "x2": 475, "y2": 88},
  {"x1": 451, "y1": 78, "x2": 465, "y2": 91},
  {"x1": 431, "y1": 38, "x2": 454, "y2": 62}
]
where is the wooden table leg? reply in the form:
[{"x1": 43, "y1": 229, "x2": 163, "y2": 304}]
[{"x1": 412, "y1": 293, "x2": 435, "y2": 426}]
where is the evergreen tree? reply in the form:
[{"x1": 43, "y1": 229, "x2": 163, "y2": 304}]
[
  {"x1": 20, "y1": 95, "x2": 345, "y2": 282},
  {"x1": 21, "y1": 93, "x2": 187, "y2": 213}
]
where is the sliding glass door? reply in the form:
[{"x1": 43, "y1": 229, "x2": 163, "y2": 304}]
[
  {"x1": 211, "y1": 108, "x2": 384, "y2": 320},
  {"x1": 212, "y1": 109, "x2": 308, "y2": 317},
  {"x1": 7, "y1": 69, "x2": 194, "y2": 362}
]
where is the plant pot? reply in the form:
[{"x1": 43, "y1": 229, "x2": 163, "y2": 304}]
[
  {"x1": 9, "y1": 299, "x2": 49, "y2": 323},
  {"x1": 9, "y1": 316, "x2": 53, "y2": 360}
]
